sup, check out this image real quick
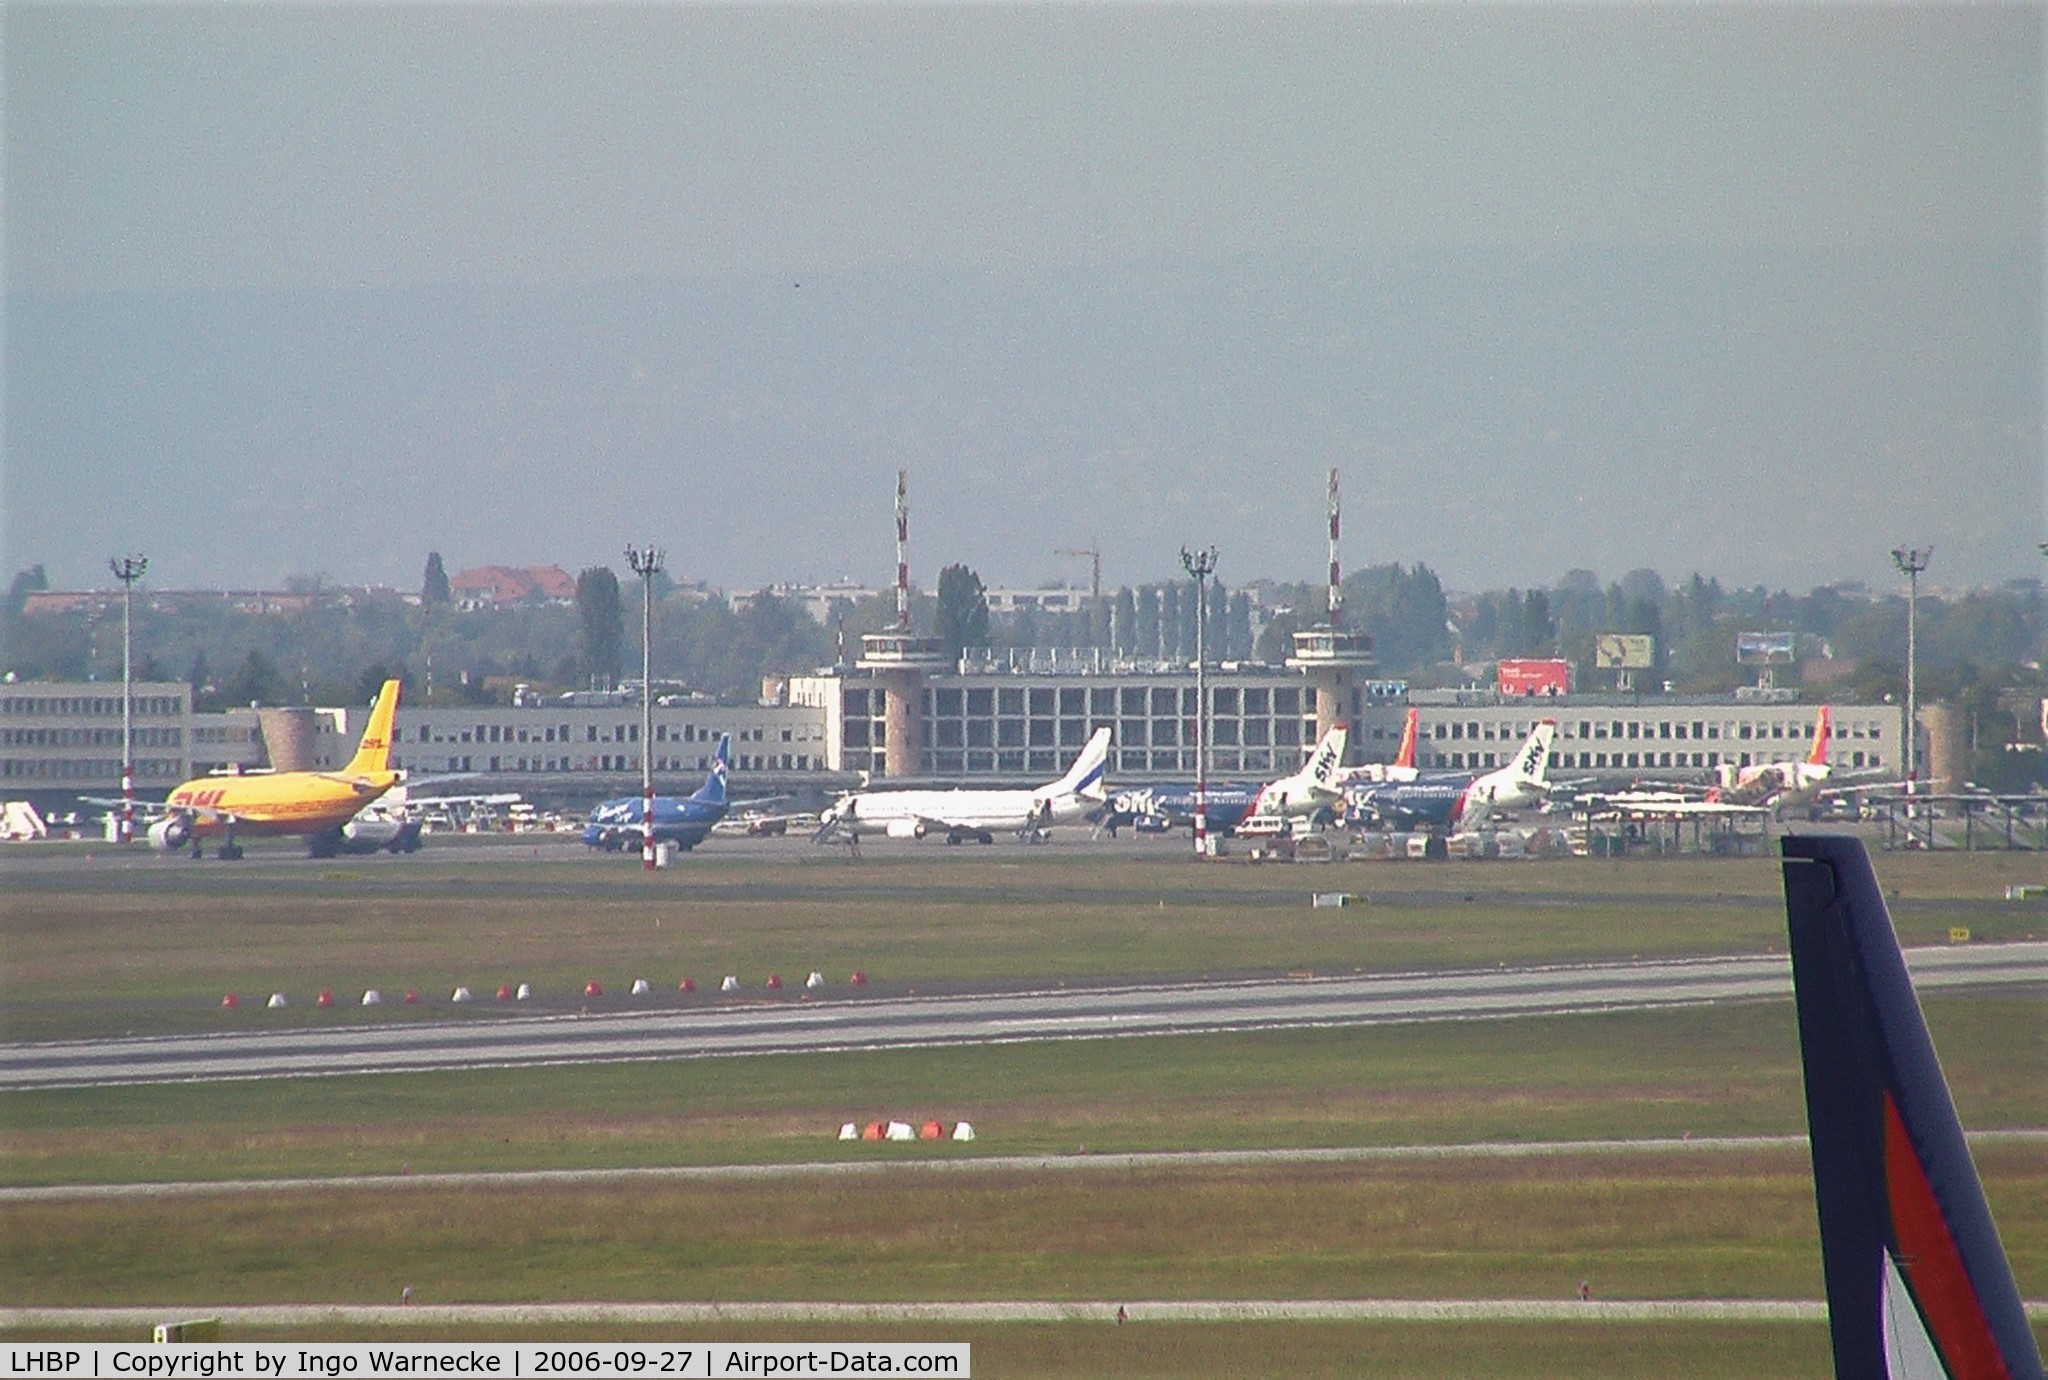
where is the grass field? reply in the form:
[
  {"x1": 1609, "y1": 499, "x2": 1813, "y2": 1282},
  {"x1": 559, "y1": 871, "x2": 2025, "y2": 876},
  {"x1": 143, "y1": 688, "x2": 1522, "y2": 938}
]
[
  {"x1": 5, "y1": 847, "x2": 2043, "y2": 1042},
  {"x1": 3, "y1": 842, "x2": 2043, "y2": 1374}
]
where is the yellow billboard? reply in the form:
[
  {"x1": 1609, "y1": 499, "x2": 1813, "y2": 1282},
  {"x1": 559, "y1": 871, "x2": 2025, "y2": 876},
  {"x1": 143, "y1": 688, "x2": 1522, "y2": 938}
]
[{"x1": 1594, "y1": 633, "x2": 1655, "y2": 669}]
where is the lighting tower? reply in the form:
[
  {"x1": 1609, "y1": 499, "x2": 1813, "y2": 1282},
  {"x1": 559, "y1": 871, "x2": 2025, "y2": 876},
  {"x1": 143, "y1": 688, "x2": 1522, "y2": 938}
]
[
  {"x1": 108, "y1": 554, "x2": 147, "y2": 844},
  {"x1": 1891, "y1": 545, "x2": 1931, "y2": 807},
  {"x1": 1181, "y1": 545, "x2": 1217, "y2": 857},
  {"x1": 626, "y1": 543, "x2": 664, "y2": 870}
]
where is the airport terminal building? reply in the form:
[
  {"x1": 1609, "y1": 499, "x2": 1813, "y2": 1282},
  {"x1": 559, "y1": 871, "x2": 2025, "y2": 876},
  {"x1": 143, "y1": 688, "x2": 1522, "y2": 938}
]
[{"x1": 5, "y1": 671, "x2": 1901, "y2": 812}]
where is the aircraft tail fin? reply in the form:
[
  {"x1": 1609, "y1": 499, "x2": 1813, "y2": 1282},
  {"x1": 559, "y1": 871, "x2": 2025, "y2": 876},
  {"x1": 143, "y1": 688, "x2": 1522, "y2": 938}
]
[
  {"x1": 1306, "y1": 724, "x2": 1349, "y2": 793},
  {"x1": 1394, "y1": 708, "x2": 1420, "y2": 771},
  {"x1": 1047, "y1": 727, "x2": 1112, "y2": 801},
  {"x1": 692, "y1": 734, "x2": 731, "y2": 805},
  {"x1": 1781, "y1": 834, "x2": 2042, "y2": 1380},
  {"x1": 1807, "y1": 706, "x2": 1834, "y2": 768},
  {"x1": 1512, "y1": 720, "x2": 1557, "y2": 784},
  {"x1": 341, "y1": 680, "x2": 402, "y2": 779}
]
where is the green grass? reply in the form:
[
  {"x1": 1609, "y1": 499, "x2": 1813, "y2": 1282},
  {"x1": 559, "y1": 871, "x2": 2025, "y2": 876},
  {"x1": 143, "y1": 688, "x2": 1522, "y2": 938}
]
[
  {"x1": 3, "y1": 846, "x2": 2042, "y2": 1372},
  {"x1": 6, "y1": 1146, "x2": 2044, "y2": 1308},
  {"x1": 4, "y1": 993, "x2": 2039, "y2": 1186},
  {"x1": 6, "y1": 849, "x2": 2043, "y2": 1042}
]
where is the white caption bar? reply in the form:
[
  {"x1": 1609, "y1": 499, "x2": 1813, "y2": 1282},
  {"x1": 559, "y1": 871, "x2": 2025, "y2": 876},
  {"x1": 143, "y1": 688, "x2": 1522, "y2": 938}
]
[{"x1": 1, "y1": 1344, "x2": 969, "y2": 1379}]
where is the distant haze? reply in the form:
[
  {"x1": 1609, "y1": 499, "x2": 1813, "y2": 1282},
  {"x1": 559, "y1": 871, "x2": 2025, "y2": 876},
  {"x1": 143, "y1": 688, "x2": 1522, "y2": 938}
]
[{"x1": 5, "y1": 4, "x2": 2040, "y2": 594}]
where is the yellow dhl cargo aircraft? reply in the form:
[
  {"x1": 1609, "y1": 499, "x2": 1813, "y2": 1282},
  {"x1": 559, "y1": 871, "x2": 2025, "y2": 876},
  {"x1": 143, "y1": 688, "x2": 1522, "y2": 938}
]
[{"x1": 92, "y1": 679, "x2": 404, "y2": 859}]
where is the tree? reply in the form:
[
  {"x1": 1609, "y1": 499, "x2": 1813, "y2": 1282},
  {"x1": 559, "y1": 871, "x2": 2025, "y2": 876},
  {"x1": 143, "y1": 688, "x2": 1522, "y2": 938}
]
[
  {"x1": 219, "y1": 648, "x2": 290, "y2": 707},
  {"x1": 421, "y1": 552, "x2": 452, "y2": 607},
  {"x1": 575, "y1": 566, "x2": 625, "y2": 690},
  {"x1": 934, "y1": 564, "x2": 990, "y2": 663},
  {"x1": 5, "y1": 565, "x2": 48, "y2": 619},
  {"x1": 1520, "y1": 589, "x2": 1554, "y2": 658},
  {"x1": 1136, "y1": 586, "x2": 1161, "y2": 659},
  {"x1": 1227, "y1": 589, "x2": 1253, "y2": 661}
]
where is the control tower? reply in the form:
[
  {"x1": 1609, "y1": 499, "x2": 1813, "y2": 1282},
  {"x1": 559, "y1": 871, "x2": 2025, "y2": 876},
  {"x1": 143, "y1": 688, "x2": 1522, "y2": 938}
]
[
  {"x1": 856, "y1": 470, "x2": 948, "y2": 778},
  {"x1": 1286, "y1": 468, "x2": 1375, "y2": 754}
]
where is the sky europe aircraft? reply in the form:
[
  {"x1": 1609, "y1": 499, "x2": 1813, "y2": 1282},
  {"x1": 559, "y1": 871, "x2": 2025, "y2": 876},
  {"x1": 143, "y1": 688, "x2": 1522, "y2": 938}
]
[
  {"x1": 1099, "y1": 722, "x2": 1357, "y2": 836},
  {"x1": 1340, "y1": 706, "x2": 1421, "y2": 785},
  {"x1": 1710, "y1": 705, "x2": 1842, "y2": 809},
  {"x1": 583, "y1": 734, "x2": 734, "y2": 852},
  {"x1": 85, "y1": 679, "x2": 404, "y2": 859},
  {"x1": 1343, "y1": 720, "x2": 1558, "y2": 833},
  {"x1": 814, "y1": 727, "x2": 1110, "y2": 844},
  {"x1": 1780, "y1": 834, "x2": 2044, "y2": 1380}
]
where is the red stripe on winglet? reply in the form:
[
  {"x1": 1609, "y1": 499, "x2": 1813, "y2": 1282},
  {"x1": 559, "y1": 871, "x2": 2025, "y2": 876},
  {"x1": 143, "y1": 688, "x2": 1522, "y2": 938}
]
[{"x1": 1885, "y1": 1094, "x2": 2012, "y2": 1379}]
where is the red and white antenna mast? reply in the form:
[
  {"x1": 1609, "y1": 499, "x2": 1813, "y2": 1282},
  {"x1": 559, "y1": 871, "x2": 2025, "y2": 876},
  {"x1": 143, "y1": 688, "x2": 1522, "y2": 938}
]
[
  {"x1": 894, "y1": 468, "x2": 912, "y2": 631},
  {"x1": 1326, "y1": 466, "x2": 1343, "y2": 628}
]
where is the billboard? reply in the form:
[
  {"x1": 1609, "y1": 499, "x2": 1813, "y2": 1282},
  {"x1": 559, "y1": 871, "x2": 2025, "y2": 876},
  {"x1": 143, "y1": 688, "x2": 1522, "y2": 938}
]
[
  {"x1": 1496, "y1": 658, "x2": 1571, "y2": 697},
  {"x1": 1594, "y1": 634, "x2": 1655, "y2": 669},
  {"x1": 1736, "y1": 631, "x2": 1797, "y2": 665}
]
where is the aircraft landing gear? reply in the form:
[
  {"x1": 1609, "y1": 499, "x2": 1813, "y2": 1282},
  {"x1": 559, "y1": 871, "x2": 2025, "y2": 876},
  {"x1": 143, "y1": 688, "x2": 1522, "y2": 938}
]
[
  {"x1": 217, "y1": 840, "x2": 245, "y2": 861},
  {"x1": 309, "y1": 828, "x2": 343, "y2": 859}
]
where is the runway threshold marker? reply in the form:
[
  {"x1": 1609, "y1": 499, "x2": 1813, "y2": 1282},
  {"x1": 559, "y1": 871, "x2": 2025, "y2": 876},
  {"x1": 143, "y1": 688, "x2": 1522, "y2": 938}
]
[
  {"x1": 678, "y1": 977, "x2": 696, "y2": 994},
  {"x1": 267, "y1": 993, "x2": 287, "y2": 1009},
  {"x1": 316, "y1": 989, "x2": 335, "y2": 1008},
  {"x1": 919, "y1": 1119, "x2": 943, "y2": 1140},
  {"x1": 886, "y1": 1121, "x2": 915, "y2": 1141},
  {"x1": 631, "y1": 978, "x2": 651, "y2": 995},
  {"x1": 496, "y1": 985, "x2": 514, "y2": 1002},
  {"x1": 452, "y1": 986, "x2": 474, "y2": 1003},
  {"x1": 952, "y1": 1122, "x2": 975, "y2": 1141},
  {"x1": 221, "y1": 994, "x2": 240, "y2": 1009},
  {"x1": 584, "y1": 980, "x2": 604, "y2": 998},
  {"x1": 403, "y1": 989, "x2": 420, "y2": 1005},
  {"x1": 806, "y1": 971, "x2": 824, "y2": 990},
  {"x1": 766, "y1": 974, "x2": 784, "y2": 990},
  {"x1": 361, "y1": 989, "x2": 382, "y2": 1006},
  {"x1": 721, "y1": 975, "x2": 740, "y2": 992},
  {"x1": 850, "y1": 970, "x2": 868, "y2": 987},
  {"x1": 838, "y1": 1123, "x2": 858, "y2": 1140},
  {"x1": 862, "y1": 1121, "x2": 884, "y2": 1141},
  {"x1": 516, "y1": 982, "x2": 533, "y2": 1000}
]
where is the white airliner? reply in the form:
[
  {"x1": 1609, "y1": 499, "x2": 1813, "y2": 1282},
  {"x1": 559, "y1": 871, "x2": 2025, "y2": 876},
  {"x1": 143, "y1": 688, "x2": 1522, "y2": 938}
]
[
  {"x1": 1340, "y1": 706, "x2": 1420, "y2": 785},
  {"x1": 1710, "y1": 705, "x2": 1837, "y2": 809},
  {"x1": 1233, "y1": 724, "x2": 1351, "y2": 834},
  {"x1": 816, "y1": 728, "x2": 1111, "y2": 845}
]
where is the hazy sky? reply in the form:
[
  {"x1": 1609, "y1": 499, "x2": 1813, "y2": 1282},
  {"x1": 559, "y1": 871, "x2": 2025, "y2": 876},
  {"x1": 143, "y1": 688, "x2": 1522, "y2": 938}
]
[{"x1": 6, "y1": 3, "x2": 2041, "y2": 596}]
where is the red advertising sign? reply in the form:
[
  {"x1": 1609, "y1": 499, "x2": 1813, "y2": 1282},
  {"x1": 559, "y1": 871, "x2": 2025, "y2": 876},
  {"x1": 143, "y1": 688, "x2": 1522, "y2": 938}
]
[{"x1": 1497, "y1": 658, "x2": 1570, "y2": 697}]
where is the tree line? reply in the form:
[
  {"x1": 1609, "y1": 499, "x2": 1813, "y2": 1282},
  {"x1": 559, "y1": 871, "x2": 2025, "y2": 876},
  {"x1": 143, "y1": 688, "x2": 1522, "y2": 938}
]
[{"x1": 4, "y1": 555, "x2": 2043, "y2": 723}]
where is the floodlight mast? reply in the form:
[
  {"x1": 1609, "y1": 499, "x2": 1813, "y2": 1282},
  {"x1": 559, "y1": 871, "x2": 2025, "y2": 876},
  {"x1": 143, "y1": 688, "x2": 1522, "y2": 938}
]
[
  {"x1": 108, "y1": 555, "x2": 147, "y2": 844},
  {"x1": 1180, "y1": 545, "x2": 1217, "y2": 857},
  {"x1": 1891, "y1": 545, "x2": 1930, "y2": 824},
  {"x1": 626, "y1": 544, "x2": 665, "y2": 871}
]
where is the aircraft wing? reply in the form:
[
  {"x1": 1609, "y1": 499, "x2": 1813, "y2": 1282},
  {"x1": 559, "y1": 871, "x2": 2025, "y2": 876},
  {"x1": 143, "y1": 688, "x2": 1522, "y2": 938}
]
[
  {"x1": 1591, "y1": 798, "x2": 1768, "y2": 817},
  {"x1": 400, "y1": 791, "x2": 524, "y2": 807},
  {"x1": 314, "y1": 773, "x2": 396, "y2": 794},
  {"x1": 77, "y1": 795, "x2": 237, "y2": 824}
]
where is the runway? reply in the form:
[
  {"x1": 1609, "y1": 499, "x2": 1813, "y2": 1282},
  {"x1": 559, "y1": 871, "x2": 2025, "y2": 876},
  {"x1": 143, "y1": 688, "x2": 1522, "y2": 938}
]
[{"x1": 4, "y1": 942, "x2": 2042, "y2": 1091}]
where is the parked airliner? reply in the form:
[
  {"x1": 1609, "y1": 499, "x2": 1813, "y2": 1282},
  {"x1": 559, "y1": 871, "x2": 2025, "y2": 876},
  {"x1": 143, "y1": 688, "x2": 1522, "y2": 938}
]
[{"x1": 815, "y1": 728, "x2": 1110, "y2": 845}]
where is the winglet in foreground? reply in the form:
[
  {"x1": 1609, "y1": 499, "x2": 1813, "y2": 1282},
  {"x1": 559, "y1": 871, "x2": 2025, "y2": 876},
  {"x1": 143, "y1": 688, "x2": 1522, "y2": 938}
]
[{"x1": 1782, "y1": 834, "x2": 2042, "y2": 1379}]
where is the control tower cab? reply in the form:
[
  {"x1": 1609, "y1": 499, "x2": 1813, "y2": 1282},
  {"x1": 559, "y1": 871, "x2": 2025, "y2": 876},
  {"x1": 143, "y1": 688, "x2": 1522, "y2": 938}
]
[
  {"x1": 857, "y1": 631, "x2": 949, "y2": 779},
  {"x1": 1287, "y1": 626, "x2": 1375, "y2": 760}
]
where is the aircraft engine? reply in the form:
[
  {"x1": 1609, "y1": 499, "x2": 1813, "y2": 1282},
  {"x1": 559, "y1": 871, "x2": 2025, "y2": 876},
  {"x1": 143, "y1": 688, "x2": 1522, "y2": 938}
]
[
  {"x1": 148, "y1": 816, "x2": 190, "y2": 850},
  {"x1": 885, "y1": 818, "x2": 926, "y2": 840}
]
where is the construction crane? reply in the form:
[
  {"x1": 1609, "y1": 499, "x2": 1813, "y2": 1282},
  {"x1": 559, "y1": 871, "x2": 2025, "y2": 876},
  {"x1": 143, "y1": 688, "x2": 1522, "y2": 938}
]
[{"x1": 1056, "y1": 545, "x2": 1101, "y2": 602}]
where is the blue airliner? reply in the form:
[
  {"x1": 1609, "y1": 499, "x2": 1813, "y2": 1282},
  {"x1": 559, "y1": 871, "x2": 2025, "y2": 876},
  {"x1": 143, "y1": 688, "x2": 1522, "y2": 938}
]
[{"x1": 583, "y1": 734, "x2": 730, "y2": 852}]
